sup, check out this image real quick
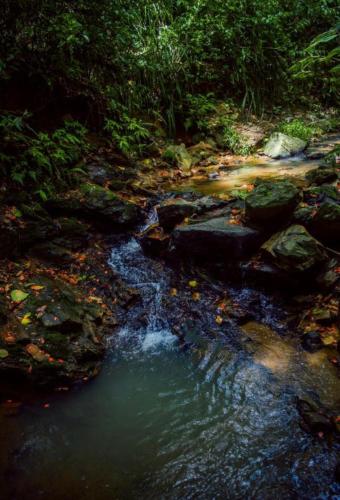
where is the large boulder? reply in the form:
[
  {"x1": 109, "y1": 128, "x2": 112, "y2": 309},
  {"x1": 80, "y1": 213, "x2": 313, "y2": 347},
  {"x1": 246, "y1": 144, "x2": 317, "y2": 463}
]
[
  {"x1": 173, "y1": 218, "x2": 261, "y2": 260},
  {"x1": 45, "y1": 183, "x2": 141, "y2": 230},
  {"x1": 261, "y1": 225, "x2": 328, "y2": 272},
  {"x1": 245, "y1": 180, "x2": 300, "y2": 225},
  {"x1": 264, "y1": 132, "x2": 307, "y2": 159}
]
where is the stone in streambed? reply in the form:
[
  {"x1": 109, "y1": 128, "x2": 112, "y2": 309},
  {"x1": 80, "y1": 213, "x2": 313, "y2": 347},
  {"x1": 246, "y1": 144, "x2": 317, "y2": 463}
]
[
  {"x1": 45, "y1": 183, "x2": 141, "y2": 230},
  {"x1": 245, "y1": 180, "x2": 300, "y2": 225},
  {"x1": 173, "y1": 218, "x2": 261, "y2": 260},
  {"x1": 306, "y1": 166, "x2": 338, "y2": 186},
  {"x1": 309, "y1": 201, "x2": 340, "y2": 246},
  {"x1": 261, "y1": 225, "x2": 328, "y2": 272},
  {"x1": 263, "y1": 132, "x2": 307, "y2": 159},
  {"x1": 157, "y1": 200, "x2": 196, "y2": 230}
]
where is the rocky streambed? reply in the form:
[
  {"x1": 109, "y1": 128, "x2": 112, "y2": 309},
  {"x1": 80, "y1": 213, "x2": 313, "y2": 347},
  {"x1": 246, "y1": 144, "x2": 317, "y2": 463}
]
[{"x1": 0, "y1": 137, "x2": 340, "y2": 498}]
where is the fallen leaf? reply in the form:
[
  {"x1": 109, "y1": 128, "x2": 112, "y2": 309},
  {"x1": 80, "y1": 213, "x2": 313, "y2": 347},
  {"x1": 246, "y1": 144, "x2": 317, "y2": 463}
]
[
  {"x1": 188, "y1": 280, "x2": 198, "y2": 288},
  {"x1": 215, "y1": 315, "x2": 223, "y2": 325},
  {"x1": 30, "y1": 285, "x2": 44, "y2": 291},
  {"x1": 0, "y1": 349, "x2": 9, "y2": 359},
  {"x1": 170, "y1": 288, "x2": 178, "y2": 297},
  {"x1": 192, "y1": 292, "x2": 201, "y2": 301},
  {"x1": 21, "y1": 313, "x2": 32, "y2": 326},
  {"x1": 10, "y1": 289, "x2": 29, "y2": 303}
]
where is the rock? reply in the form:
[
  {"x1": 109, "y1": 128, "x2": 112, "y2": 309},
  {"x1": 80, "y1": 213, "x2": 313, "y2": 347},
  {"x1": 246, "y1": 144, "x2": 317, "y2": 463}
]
[
  {"x1": 305, "y1": 166, "x2": 338, "y2": 185},
  {"x1": 29, "y1": 242, "x2": 74, "y2": 264},
  {"x1": 86, "y1": 164, "x2": 127, "y2": 191},
  {"x1": 316, "y1": 259, "x2": 340, "y2": 289},
  {"x1": 302, "y1": 331, "x2": 323, "y2": 352},
  {"x1": 235, "y1": 124, "x2": 265, "y2": 148},
  {"x1": 261, "y1": 225, "x2": 328, "y2": 272},
  {"x1": 157, "y1": 200, "x2": 196, "y2": 230},
  {"x1": 297, "y1": 398, "x2": 334, "y2": 434},
  {"x1": 0, "y1": 276, "x2": 106, "y2": 385},
  {"x1": 45, "y1": 183, "x2": 141, "y2": 230},
  {"x1": 263, "y1": 132, "x2": 307, "y2": 159},
  {"x1": 138, "y1": 224, "x2": 170, "y2": 256},
  {"x1": 304, "y1": 185, "x2": 339, "y2": 204},
  {"x1": 187, "y1": 142, "x2": 217, "y2": 163},
  {"x1": 310, "y1": 201, "x2": 340, "y2": 246},
  {"x1": 305, "y1": 132, "x2": 340, "y2": 160},
  {"x1": 162, "y1": 144, "x2": 193, "y2": 171},
  {"x1": 293, "y1": 206, "x2": 315, "y2": 226},
  {"x1": 245, "y1": 180, "x2": 300, "y2": 225},
  {"x1": 173, "y1": 218, "x2": 262, "y2": 260}
]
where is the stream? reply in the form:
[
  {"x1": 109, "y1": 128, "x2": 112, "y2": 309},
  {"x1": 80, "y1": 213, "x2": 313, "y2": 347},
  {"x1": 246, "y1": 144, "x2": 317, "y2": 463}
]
[{"x1": 1, "y1": 156, "x2": 340, "y2": 499}]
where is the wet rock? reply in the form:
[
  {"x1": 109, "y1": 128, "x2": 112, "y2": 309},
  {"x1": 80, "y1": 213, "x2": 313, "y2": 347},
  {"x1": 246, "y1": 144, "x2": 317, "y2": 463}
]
[
  {"x1": 173, "y1": 218, "x2": 262, "y2": 261},
  {"x1": 45, "y1": 183, "x2": 141, "y2": 230},
  {"x1": 138, "y1": 224, "x2": 170, "y2": 256},
  {"x1": 302, "y1": 331, "x2": 323, "y2": 352},
  {"x1": 297, "y1": 398, "x2": 334, "y2": 435},
  {"x1": 245, "y1": 180, "x2": 300, "y2": 225},
  {"x1": 0, "y1": 276, "x2": 106, "y2": 385},
  {"x1": 310, "y1": 201, "x2": 340, "y2": 246},
  {"x1": 263, "y1": 132, "x2": 307, "y2": 159},
  {"x1": 157, "y1": 200, "x2": 196, "y2": 230},
  {"x1": 261, "y1": 225, "x2": 328, "y2": 272},
  {"x1": 305, "y1": 166, "x2": 338, "y2": 186}
]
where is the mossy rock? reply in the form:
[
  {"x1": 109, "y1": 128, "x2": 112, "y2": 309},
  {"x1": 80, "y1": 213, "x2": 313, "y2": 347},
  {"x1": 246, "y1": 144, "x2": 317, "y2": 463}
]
[
  {"x1": 45, "y1": 183, "x2": 141, "y2": 230},
  {"x1": 245, "y1": 180, "x2": 300, "y2": 225},
  {"x1": 261, "y1": 225, "x2": 328, "y2": 272},
  {"x1": 305, "y1": 166, "x2": 338, "y2": 186}
]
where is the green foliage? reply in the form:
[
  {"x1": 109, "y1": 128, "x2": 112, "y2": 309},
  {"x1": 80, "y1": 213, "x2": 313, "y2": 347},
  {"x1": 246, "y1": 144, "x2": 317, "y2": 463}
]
[
  {"x1": 104, "y1": 100, "x2": 151, "y2": 156},
  {"x1": 218, "y1": 118, "x2": 252, "y2": 155},
  {"x1": 184, "y1": 94, "x2": 217, "y2": 133},
  {"x1": 279, "y1": 119, "x2": 318, "y2": 142},
  {"x1": 291, "y1": 26, "x2": 340, "y2": 100},
  {"x1": 0, "y1": 114, "x2": 88, "y2": 190}
]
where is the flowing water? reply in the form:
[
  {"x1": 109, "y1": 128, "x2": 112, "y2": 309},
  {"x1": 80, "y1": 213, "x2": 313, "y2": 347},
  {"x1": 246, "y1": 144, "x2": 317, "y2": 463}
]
[
  {"x1": 177, "y1": 156, "x2": 320, "y2": 195},
  {"x1": 1, "y1": 234, "x2": 340, "y2": 500},
  {"x1": 1, "y1": 156, "x2": 340, "y2": 499}
]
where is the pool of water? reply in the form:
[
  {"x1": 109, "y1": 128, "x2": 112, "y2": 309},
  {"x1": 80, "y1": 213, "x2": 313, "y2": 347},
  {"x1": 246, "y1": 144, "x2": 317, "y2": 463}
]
[{"x1": 1, "y1": 236, "x2": 340, "y2": 500}]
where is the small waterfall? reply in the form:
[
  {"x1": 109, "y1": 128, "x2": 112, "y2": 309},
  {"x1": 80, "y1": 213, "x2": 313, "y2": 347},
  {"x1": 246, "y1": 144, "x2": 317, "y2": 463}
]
[{"x1": 109, "y1": 235, "x2": 176, "y2": 354}]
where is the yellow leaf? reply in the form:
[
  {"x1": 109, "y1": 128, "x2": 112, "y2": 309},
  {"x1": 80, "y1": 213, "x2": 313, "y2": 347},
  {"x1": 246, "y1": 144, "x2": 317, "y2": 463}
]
[
  {"x1": 188, "y1": 280, "x2": 198, "y2": 288},
  {"x1": 30, "y1": 285, "x2": 44, "y2": 291},
  {"x1": 21, "y1": 313, "x2": 32, "y2": 326},
  {"x1": 215, "y1": 315, "x2": 223, "y2": 325},
  {"x1": 192, "y1": 292, "x2": 201, "y2": 301},
  {"x1": 170, "y1": 288, "x2": 178, "y2": 297}
]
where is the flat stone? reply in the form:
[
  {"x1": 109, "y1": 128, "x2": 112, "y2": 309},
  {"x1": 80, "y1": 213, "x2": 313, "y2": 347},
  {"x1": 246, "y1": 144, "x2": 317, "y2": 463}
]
[{"x1": 173, "y1": 217, "x2": 261, "y2": 260}]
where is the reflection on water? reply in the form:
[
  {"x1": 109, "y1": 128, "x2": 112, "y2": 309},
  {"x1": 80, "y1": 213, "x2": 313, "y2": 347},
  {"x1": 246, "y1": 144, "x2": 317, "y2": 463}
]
[
  {"x1": 178, "y1": 156, "x2": 320, "y2": 195},
  {"x1": 1, "y1": 237, "x2": 340, "y2": 499}
]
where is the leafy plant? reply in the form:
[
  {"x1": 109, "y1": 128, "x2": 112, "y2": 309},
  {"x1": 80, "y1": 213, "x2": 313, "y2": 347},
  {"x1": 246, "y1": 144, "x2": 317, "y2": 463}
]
[
  {"x1": 0, "y1": 114, "x2": 89, "y2": 189},
  {"x1": 279, "y1": 119, "x2": 319, "y2": 142}
]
